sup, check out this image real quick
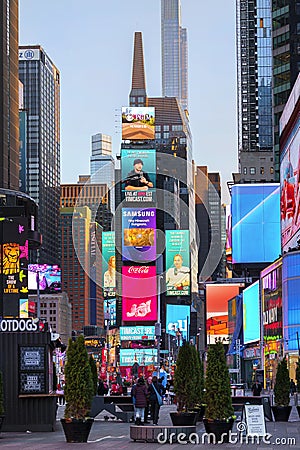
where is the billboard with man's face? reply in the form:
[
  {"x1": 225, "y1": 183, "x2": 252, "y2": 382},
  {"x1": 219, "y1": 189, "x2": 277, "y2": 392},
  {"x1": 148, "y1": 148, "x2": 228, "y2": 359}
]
[
  {"x1": 121, "y1": 148, "x2": 156, "y2": 203},
  {"x1": 122, "y1": 106, "x2": 155, "y2": 140},
  {"x1": 122, "y1": 208, "x2": 156, "y2": 262},
  {"x1": 165, "y1": 230, "x2": 190, "y2": 296}
]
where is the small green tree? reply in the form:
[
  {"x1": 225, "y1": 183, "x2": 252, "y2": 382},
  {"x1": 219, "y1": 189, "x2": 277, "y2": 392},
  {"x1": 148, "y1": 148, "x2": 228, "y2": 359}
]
[
  {"x1": 64, "y1": 336, "x2": 94, "y2": 420},
  {"x1": 89, "y1": 355, "x2": 98, "y2": 396},
  {"x1": 274, "y1": 358, "x2": 290, "y2": 407},
  {"x1": 0, "y1": 370, "x2": 4, "y2": 415},
  {"x1": 173, "y1": 343, "x2": 199, "y2": 412},
  {"x1": 204, "y1": 341, "x2": 234, "y2": 421},
  {"x1": 295, "y1": 359, "x2": 300, "y2": 393},
  {"x1": 194, "y1": 349, "x2": 204, "y2": 405}
]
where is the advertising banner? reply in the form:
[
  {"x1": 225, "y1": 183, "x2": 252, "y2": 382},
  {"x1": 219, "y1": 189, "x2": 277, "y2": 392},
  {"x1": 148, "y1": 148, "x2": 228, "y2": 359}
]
[
  {"x1": 28, "y1": 264, "x2": 61, "y2": 292},
  {"x1": 102, "y1": 231, "x2": 116, "y2": 297},
  {"x1": 119, "y1": 348, "x2": 157, "y2": 366},
  {"x1": 165, "y1": 230, "x2": 190, "y2": 296},
  {"x1": 122, "y1": 106, "x2": 155, "y2": 140},
  {"x1": 121, "y1": 148, "x2": 156, "y2": 203},
  {"x1": 243, "y1": 281, "x2": 260, "y2": 344},
  {"x1": 120, "y1": 326, "x2": 155, "y2": 341},
  {"x1": 122, "y1": 266, "x2": 157, "y2": 322},
  {"x1": 104, "y1": 298, "x2": 116, "y2": 326},
  {"x1": 166, "y1": 304, "x2": 190, "y2": 342},
  {"x1": 122, "y1": 208, "x2": 156, "y2": 262}
]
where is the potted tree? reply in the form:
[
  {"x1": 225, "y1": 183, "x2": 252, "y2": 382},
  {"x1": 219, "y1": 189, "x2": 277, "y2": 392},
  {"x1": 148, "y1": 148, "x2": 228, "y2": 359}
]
[
  {"x1": 89, "y1": 355, "x2": 98, "y2": 396},
  {"x1": 192, "y1": 350, "x2": 205, "y2": 422},
  {"x1": 203, "y1": 341, "x2": 235, "y2": 443},
  {"x1": 0, "y1": 370, "x2": 4, "y2": 433},
  {"x1": 170, "y1": 343, "x2": 202, "y2": 425},
  {"x1": 61, "y1": 336, "x2": 94, "y2": 443},
  {"x1": 272, "y1": 358, "x2": 292, "y2": 421}
]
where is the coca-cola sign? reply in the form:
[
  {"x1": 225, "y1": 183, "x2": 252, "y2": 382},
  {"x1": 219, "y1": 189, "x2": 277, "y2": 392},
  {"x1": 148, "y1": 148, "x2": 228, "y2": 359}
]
[{"x1": 127, "y1": 266, "x2": 150, "y2": 274}]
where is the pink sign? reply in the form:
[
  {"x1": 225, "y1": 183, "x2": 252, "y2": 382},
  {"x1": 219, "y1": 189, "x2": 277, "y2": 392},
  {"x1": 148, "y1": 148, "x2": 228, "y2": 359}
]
[{"x1": 122, "y1": 266, "x2": 157, "y2": 322}]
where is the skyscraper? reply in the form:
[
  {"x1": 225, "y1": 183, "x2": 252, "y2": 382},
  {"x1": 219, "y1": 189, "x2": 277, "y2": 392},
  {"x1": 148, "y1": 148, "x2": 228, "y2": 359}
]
[
  {"x1": 161, "y1": 0, "x2": 188, "y2": 111},
  {"x1": 19, "y1": 45, "x2": 61, "y2": 264},
  {"x1": 0, "y1": 0, "x2": 20, "y2": 190},
  {"x1": 236, "y1": 0, "x2": 274, "y2": 182}
]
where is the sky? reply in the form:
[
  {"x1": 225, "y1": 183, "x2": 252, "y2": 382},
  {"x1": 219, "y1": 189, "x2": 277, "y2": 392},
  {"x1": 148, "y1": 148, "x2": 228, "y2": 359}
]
[{"x1": 19, "y1": 0, "x2": 237, "y2": 204}]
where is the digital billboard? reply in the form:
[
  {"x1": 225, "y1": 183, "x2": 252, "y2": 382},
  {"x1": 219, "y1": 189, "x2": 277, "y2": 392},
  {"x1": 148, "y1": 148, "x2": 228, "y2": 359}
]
[
  {"x1": 119, "y1": 348, "x2": 157, "y2": 366},
  {"x1": 282, "y1": 252, "x2": 300, "y2": 351},
  {"x1": 280, "y1": 119, "x2": 300, "y2": 253},
  {"x1": 104, "y1": 298, "x2": 116, "y2": 327},
  {"x1": 28, "y1": 264, "x2": 61, "y2": 292},
  {"x1": 122, "y1": 266, "x2": 157, "y2": 322},
  {"x1": 122, "y1": 208, "x2": 156, "y2": 262},
  {"x1": 102, "y1": 231, "x2": 116, "y2": 297},
  {"x1": 231, "y1": 184, "x2": 280, "y2": 263},
  {"x1": 243, "y1": 281, "x2": 260, "y2": 344},
  {"x1": 122, "y1": 106, "x2": 155, "y2": 140},
  {"x1": 165, "y1": 230, "x2": 190, "y2": 296},
  {"x1": 225, "y1": 205, "x2": 232, "y2": 264},
  {"x1": 206, "y1": 284, "x2": 242, "y2": 344},
  {"x1": 166, "y1": 304, "x2": 190, "y2": 342},
  {"x1": 120, "y1": 326, "x2": 155, "y2": 341},
  {"x1": 121, "y1": 148, "x2": 156, "y2": 203}
]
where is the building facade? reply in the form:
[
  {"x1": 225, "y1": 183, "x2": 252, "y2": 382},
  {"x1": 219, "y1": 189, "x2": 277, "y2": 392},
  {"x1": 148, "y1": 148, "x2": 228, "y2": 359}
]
[{"x1": 19, "y1": 45, "x2": 60, "y2": 265}]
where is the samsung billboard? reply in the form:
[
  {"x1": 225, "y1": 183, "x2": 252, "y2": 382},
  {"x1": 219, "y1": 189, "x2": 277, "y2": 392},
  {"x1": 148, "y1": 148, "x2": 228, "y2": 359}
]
[{"x1": 122, "y1": 208, "x2": 156, "y2": 262}]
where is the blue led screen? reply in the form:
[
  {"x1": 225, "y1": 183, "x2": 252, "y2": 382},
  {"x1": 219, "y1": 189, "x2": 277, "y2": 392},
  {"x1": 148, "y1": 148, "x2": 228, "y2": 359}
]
[{"x1": 243, "y1": 281, "x2": 260, "y2": 344}]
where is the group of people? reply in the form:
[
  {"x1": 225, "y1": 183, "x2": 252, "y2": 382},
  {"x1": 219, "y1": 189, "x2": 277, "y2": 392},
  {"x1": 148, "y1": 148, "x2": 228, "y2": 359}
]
[{"x1": 131, "y1": 375, "x2": 165, "y2": 426}]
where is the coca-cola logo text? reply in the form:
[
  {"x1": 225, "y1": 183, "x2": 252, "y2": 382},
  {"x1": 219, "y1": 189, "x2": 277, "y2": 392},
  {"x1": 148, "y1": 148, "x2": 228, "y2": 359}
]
[{"x1": 128, "y1": 266, "x2": 150, "y2": 274}]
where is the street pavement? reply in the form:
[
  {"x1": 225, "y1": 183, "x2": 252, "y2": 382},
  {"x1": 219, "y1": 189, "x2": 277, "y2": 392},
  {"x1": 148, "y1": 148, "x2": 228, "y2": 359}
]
[{"x1": 1, "y1": 402, "x2": 300, "y2": 449}]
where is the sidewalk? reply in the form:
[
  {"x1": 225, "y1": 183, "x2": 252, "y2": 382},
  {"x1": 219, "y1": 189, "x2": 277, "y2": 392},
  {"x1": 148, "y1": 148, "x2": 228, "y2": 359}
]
[{"x1": 0, "y1": 404, "x2": 300, "y2": 449}]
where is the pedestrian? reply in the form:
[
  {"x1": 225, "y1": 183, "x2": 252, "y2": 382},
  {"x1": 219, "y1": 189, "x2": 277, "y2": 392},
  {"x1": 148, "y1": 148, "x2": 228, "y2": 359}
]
[
  {"x1": 97, "y1": 379, "x2": 106, "y2": 396},
  {"x1": 252, "y1": 380, "x2": 262, "y2": 396},
  {"x1": 131, "y1": 377, "x2": 148, "y2": 425},
  {"x1": 290, "y1": 379, "x2": 296, "y2": 395},
  {"x1": 144, "y1": 376, "x2": 152, "y2": 423},
  {"x1": 148, "y1": 375, "x2": 164, "y2": 425}
]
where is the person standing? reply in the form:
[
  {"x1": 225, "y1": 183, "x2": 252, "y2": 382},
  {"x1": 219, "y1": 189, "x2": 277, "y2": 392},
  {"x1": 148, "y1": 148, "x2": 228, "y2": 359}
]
[
  {"x1": 252, "y1": 380, "x2": 262, "y2": 396},
  {"x1": 131, "y1": 377, "x2": 148, "y2": 425},
  {"x1": 148, "y1": 375, "x2": 164, "y2": 425}
]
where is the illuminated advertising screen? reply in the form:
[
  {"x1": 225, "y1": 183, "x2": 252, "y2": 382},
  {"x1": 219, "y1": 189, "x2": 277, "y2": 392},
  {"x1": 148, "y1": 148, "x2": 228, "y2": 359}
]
[
  {"x1": 28, "y1": 264, "x2": 61, "y2": 292},
  {"x1": 122, "y1": 106, "x2": 155, "y2": 140},
  {"x1": 282, "y1": 253, "x2": 300, "y2": 351},
  {"x1": 121, "y1": 148, "x2": 156, "y2": 203},
  {"x1": 165, "y1": 230, "x2": 190, "y2": 296},
  {"x1": 102, "y1": 231, "x2": 116, "y2": 298},
  {"x1": 166, "y1": 304, "x2": 190, "y2": 342},
  {"x1": 119, "y1": 348, "x2": 157, "y2": 366},
  {"x1": 225, "y1": 204, "x2": 232, "y2": 263},
  {"x1": 1, "y1": 217, "x2": 28, "y2": 317},
  {"x1": 231, "y1": 184, "x2": 280, "y2": 263},
  {"x1": 104, "y1": 298, "x2": 116, "y2": 326},
  {"x1": 206, "y1": 284, "x2": 242, "y2": 344},
  {"x1": 280, "y1": 120, "x2": 300, "y2": 253},
  {"x1": 122, "y1": 208, "x2": 156, "y2": 262},
  {"x1": 243, "y1": 281, "x2": 260, "y2": 344},
  {"x1": 120, "y1": 326, "x2": 155, "y2": 341},
  {"x1": 122, "y1": 266, "x2": 157, "y2": 322}
]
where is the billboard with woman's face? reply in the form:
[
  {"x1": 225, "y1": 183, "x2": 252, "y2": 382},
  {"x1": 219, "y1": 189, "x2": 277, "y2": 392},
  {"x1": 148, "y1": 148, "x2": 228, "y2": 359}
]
[{"x1": 102, "y1": 232, "x2": 116, "y2": 297}]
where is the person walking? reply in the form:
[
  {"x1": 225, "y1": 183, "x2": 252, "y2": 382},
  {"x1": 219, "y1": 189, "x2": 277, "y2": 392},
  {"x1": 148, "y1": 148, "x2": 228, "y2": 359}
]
[
  {"x1": 148, "y1": 375, "x2": 164, "y2": 425},
  {"x1": 131, "y1": 377, "x2": 148, "y2": 425}
]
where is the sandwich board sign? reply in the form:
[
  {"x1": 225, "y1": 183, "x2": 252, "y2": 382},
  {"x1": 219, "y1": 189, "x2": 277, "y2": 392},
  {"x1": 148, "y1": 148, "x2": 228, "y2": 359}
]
[{"x1": 243, "y1": 404, "x2": 266, "y2": 436}]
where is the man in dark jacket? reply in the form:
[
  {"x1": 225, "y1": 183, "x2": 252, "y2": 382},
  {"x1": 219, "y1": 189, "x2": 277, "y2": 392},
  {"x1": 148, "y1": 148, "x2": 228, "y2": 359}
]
[
  {"x1": 148, "y1": 376, "x2": 164, "y2": 425},
  {"x1": 252, "y1": 380, "x2": 262, "y2": 396},
  {"x1": 131, "y1": 377, "x2": 148, "y2": 425}
]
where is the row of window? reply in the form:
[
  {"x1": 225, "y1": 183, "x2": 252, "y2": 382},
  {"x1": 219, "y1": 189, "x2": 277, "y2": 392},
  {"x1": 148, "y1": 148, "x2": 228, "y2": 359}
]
[{"x1": 243, "y1": 166, "x2": 274, "y2": 175}]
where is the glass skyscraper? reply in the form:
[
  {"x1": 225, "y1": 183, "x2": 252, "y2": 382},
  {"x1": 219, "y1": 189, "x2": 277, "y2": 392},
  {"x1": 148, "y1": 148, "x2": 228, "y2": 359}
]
[
  {"x1": 161, "y1": 0, "x2": 188, "y2": 111},
  {"x1": 19, "y1": 45, "x2": 61, "y2": 264}
]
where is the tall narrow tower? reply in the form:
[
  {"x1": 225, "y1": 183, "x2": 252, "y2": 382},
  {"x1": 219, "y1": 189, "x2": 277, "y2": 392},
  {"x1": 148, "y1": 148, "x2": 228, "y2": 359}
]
[
  {"x1": 0, "y1": 0, "x2": 20, "y2": 190},
  {"x1": 161, "y1": 0, "x2": 188, "y2": 111}
]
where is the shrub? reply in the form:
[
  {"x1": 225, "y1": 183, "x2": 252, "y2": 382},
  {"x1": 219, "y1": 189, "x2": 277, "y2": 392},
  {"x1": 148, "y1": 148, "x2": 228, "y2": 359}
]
[
  {"x1": 89, "y1": 355, "x2": 98, "y2": 396},
  {"x1": 274, "y1": 358, "x2": 290, "y2": 407}
]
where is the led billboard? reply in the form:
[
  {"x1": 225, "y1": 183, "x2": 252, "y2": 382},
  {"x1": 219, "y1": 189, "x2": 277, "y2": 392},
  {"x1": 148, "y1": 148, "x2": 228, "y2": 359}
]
[
  {"x1": 122, "y1": 266, "x2": 157, "y2": 322},
  {"x1": 28, "y1": 264, "x2": 61, "y2": 292},
  {"x1": 166, "y1": 304, "x2": 190, "y2": 342},
  {"x1": 102, "y1": 231, "x2": 116, "y2": 297},
  {"x1": 104, "y1": 298, "x2": 116, "y2": 327},
  {"x1": 122, "y1": 208, "x2": 156, "y2": 262},
  {"x1": 280, "y1": 119, "x2": 300, "y2": 253},
  {"x1": 282, "y1": 252, "x2": 300, "y2": 351},
  {"x1": 165, "y1": 230, "x2": 190, "y2": 296},
  {"x1": 122, "y1": 106, "x2": 155, "y2": 140},
  {"x1": 231, "y1": 184, "x2": 280, "y2": 263},
  {"x1": 121, "y1": 148, "x2": 156, "y2": 203},
  {"x1": 243, "y1": 281, "x2": 260, "y2": 344},
  {"x1": 120, "y1": 326, "x2": 155, "y2": 341},
  {"x1": 119, "y1": 348, "x2": 157, "y2": 366}
]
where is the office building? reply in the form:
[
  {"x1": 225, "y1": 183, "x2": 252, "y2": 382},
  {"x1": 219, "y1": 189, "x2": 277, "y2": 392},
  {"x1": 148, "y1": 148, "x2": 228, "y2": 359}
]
[
  {"x1": 0, "y1": 0, "x2": 19, "y2": 190},
  {"x1": 90, "y1": 133, "x2": 114, "y2": 186},
  {"x1": 161, "y1": 0, "x2": 188, "y2": 111},
  {"x1": 19, "y1": 45, "x2": 60, "y2": 265},
  {"x1": 236, "y1": 0, "x2": 274, "y2": 182}
]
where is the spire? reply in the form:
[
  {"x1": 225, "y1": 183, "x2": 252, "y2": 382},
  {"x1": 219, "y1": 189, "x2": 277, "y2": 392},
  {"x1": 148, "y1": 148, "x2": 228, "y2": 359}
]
[{"x1": 129, "y1": 32, "x2": 147, "y2": 106}]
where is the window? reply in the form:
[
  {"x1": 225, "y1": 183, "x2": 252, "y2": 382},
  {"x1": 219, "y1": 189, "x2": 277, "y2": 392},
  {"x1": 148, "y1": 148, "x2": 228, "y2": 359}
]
[
  {"x1": 243, "y1": 167, "x2": 247, "y2": 175},
  {"x1": 260, "y1": 167, "x2": 264, "y2": 175},
  {"x1": 250, "y1": 167, "x2": 256, "y2": 175},
  {"x1": 270, "y1": 167, "x2": 274, "y2": 174}
]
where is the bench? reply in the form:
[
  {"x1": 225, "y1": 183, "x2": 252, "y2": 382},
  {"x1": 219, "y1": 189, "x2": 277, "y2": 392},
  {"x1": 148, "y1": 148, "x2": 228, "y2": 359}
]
[{"x1": 130, "y1": 425, "x2": 197, "y2": 443}]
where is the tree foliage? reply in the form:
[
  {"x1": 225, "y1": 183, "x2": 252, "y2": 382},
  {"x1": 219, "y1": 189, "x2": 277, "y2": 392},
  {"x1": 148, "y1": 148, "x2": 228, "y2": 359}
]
[
  {"x1": 64, "y1": 336, "x2": 94, "y2": 419},
  {"x1": 0, "y1": 370, "x2": 4, "y2": 415},
  {"x1": 173, "y1": 343, "x2": 203, "y2": 412},
  {"x1": 89, "y1": 355, "x2": 98, "y2": 396},
  {"x1": 204, "y1": 341, "x2": 234, "y2": 420},
  {"x1": 296, "y1": 359, "x2": 300, "y2": 393},
  {"x1": 274, "y1": 358, "x2": 290, "y2": 407}
]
